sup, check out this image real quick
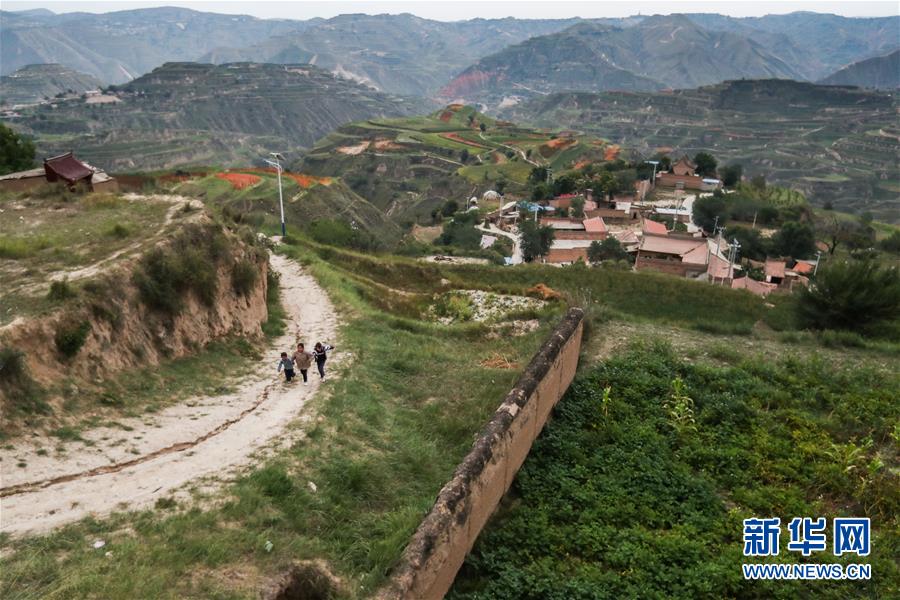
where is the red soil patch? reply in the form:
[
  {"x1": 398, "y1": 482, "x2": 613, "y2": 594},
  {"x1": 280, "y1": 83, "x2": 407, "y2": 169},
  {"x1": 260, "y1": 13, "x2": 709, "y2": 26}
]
[
  {"x1": 233, "y1": 168, "x2": 332, "y2": 188},
  {"x1": 655, "y1": 146, "x2": 674, "y2": 154},
  {"x1": 604, "y1": 144, "x2": 621, "y2": 161},
  {"x1": 573, "y1": 160, "x2": 591, "y2": 170},
  {"x1": 439, "y1": 111, "x2": 453, "y2": 122},
  {"x1": 286, "y1": 173, "x2": 331, "y2": 188},
  {"x1": 439, "y1": 132, "x2": 489, "y2": 149},
  {"x1": 545, "y1": 137, "x2": 577, "y2": 150},
  {"x1": 216, "y1": 172, "x2": 261, "y2": 190},
  {"x1": 492, "y1": 152, "x2": 507, "y2": 164}
]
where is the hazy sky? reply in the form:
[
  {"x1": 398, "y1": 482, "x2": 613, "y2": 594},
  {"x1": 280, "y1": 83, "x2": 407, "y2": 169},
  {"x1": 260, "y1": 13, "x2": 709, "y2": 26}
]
[{"x1": 4, "y1": 0, "x2": 898, "y2": 20}]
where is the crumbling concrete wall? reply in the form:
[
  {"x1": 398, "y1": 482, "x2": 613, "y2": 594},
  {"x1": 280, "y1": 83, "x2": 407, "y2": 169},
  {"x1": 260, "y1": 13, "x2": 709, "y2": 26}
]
[{"x1": 377, "y1": 307, "x2": 585, "y2": 600}]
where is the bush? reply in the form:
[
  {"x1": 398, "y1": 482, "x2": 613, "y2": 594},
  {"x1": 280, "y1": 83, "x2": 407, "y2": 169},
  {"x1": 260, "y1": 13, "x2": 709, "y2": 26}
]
[
  {"x1": 46, "y1": 279, "x2": 76, "y2": 302},
  {"x1": 231, "y1": 259, "x2": 259, "y2": 297},
  {"x1": 106, "y1": 223, "x2": 131, "y2": 239},
  {"x1": 133, "y1": 224, "x2": 228, "y2": 315},
  {"x1": 797, "y1": 259, "x2": 900, "y2": 334},
  {"x1": 434, "y1": 293, "x2": 475, "y2": 321},
  {"x1": 54, "y1": 319, "x2": 91, "y2": 358}
]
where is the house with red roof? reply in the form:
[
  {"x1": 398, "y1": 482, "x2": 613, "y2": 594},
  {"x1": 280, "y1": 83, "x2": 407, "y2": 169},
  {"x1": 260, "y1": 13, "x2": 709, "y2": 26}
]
[{"x1": 541, "y1": 216, "x2": 609, "y2": 264}]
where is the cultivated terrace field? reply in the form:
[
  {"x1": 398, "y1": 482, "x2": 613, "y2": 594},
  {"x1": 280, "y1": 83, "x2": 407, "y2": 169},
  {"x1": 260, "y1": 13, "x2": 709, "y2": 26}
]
[{"x1": 301, "y1": 105, "x2": 620, "y2": 225}]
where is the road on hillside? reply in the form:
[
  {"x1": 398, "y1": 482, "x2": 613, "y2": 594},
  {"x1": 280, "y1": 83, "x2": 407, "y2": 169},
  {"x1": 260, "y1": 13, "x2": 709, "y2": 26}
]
[
  {"x1": 477, "y1": 223, "x2": 523, "y2": 264},
  {"x1": 0, "y1": 253, "x2": 340, "y2": 537}
]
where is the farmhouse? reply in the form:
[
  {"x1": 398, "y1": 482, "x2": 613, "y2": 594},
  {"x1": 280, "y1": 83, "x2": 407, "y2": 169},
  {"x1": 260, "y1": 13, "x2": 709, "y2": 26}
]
[
  {"x1": 0, "y1": 152, "x2": 118, "y2": 193},
  {"x1": 656, "y1": 156, "x2": 722, "y2": 191},
  {"x1": 635, "y1": 232, "x2": 733, "y2": 280},
  {"x1": 541, "y1": 216, "x2": 609, "y2": 264}
]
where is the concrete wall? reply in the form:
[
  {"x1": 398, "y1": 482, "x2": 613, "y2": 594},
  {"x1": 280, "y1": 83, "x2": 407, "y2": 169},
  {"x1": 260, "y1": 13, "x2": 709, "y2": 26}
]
[{"x1": 377, "y1": 308, "x2": 585, "y2": 600}]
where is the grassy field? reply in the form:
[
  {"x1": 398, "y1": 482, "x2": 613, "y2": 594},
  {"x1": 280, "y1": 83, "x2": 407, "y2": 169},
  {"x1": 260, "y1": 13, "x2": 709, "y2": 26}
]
[
  {"x1": 451, "y1": 341, "x2": 900, "y2": 599},
  {"x1": 0, "y1": 240, "x2": 560, "y2": 598},
  {"x1": 0, "y1": 190, "x2": 176, "y2": 324}
]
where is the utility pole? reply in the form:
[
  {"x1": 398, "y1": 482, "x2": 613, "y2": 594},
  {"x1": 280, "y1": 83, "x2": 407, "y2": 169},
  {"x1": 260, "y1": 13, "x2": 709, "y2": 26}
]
[
  {"x1": 263, "y1": 152, "x2": 286, "y2": 237},
  {"x1": 706, "y1": 215, "x2": 720, "y2": 266},
  {"x1": 813, "y1": 250, "x2": 822, "y2": 276}
]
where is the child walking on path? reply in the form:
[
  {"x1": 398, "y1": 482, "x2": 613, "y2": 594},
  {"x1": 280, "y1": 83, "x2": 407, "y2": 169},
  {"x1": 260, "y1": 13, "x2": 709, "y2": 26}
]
[
  {"x1": 312, "y1": 342, "x2": 334, "y2": 380},
  {"x1": 292, "y1": 343, "x2": 313, "y2": 385},
  {"x1": 277, "y1": 352, "x2": 295, "y2": 383}
]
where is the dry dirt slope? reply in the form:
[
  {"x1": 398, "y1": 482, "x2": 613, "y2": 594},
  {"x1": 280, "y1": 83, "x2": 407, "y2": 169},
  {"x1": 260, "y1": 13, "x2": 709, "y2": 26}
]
[{"x1": 1, "y1": 253, "x2": 340, "y2": 537}]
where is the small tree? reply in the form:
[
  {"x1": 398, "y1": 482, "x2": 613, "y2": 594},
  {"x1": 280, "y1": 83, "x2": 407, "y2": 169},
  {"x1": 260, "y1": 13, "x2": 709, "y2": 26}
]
[
  {"x1": 520, "y1": 219, "x2": 554, "y2": 263},
  {"x1": 479, "y1": 122, "x2": 486, "y2": 132},
  {"x1": 587, "y1": 237, "x2": 629, "y2": 264},
  {"x1": 460, "y1": 149, "x2": 470, "y2": 163},
  {"x1": 771, "y1": 221, "x2": 816, "y2": 259},
  {"x1": 441, "y1": 199, "x2": 459, "y2": 217},
  {"x1": 693, "y1": 152, "x2": 718, "y2": 177},
  {"x1": 720, "y1": 164, "x2": 743, "y2": 187},
  {"x1": 571, "y1": 197, "x2": 585, "y2": 218},
  {"x1": 797, "y1": 259, "x2": 900, "y2": 333},
  {"x1": 0, "y1": 124, "x2": 36, "y2": 175}
]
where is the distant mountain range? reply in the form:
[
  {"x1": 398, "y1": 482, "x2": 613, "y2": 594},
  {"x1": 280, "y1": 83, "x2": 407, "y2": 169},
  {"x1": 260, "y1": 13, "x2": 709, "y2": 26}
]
[
  {"x1": 0, "y1": 7, "x2": 308, "y2": 83},
  {"x1": 439, "y1": 15, "x2": 806, "y2": 109},
  {"x1": 0, "y1": 63, "x2": 102, "y2": 106},
  {"x1": 1, "y1": 8, "x2": 897, "y2": 99},
  {"x1": 5, "y1": 62, "x2": 430, "y2": 170},
  {"x1": 818, "y1": 50, "x2": 900, "y2": 89},
  {"x1": 198, "y1": 13, "x2": 583, "y2": 96}
]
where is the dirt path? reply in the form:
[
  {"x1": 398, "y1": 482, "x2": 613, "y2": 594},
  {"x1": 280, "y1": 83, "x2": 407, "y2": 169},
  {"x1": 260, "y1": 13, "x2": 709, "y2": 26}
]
[{"x1": 0, "y1": 253, "x2": 340, "y2": 537}]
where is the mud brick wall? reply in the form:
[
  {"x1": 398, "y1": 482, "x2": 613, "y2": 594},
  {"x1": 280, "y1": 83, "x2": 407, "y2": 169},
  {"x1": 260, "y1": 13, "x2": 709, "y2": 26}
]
[{"x1": 377, "y1": 307, "x2": 585, "y2": 600}]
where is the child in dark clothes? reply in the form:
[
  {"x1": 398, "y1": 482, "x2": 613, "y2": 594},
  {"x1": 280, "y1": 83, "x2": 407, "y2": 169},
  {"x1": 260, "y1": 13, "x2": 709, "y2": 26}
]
[{"x1": 277, "y1": 352, "x2": 295, "y2": 383}]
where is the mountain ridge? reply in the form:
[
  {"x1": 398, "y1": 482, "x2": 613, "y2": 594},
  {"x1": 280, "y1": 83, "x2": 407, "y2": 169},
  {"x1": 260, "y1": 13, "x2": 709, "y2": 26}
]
[{"x1": 818, "y1": 50, "x2": 900, "y2": 89}]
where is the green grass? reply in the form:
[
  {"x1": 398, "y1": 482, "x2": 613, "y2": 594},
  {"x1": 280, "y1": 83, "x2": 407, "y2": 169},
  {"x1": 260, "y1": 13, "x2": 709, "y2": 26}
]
[
  {"x1": 451, "y1": 341, "x2": 900, "y2": 599},
  {"x1": 0, "y1": 241, "x2": 558, "y2": 598}
]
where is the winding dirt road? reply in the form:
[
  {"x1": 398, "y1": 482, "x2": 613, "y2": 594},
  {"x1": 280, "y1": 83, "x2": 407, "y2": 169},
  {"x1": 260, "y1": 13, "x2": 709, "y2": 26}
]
[{"x1": 0, "y1": 253, "x2": 339, "y2": 537}]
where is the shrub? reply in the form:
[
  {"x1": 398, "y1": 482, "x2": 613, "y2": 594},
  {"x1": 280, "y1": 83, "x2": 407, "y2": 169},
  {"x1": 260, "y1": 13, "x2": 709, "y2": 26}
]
[
  {"x1": 231, "y1": 259, "x2": 259, "y2": 296},
  {"x1": 54, "y1": 319, "x2": 91, "y2": 358},
  {"x1": 46, "y1": 279, "x2": 76, "y2": 302},
  {"x1": 797, "y1": 259, "x2": 900, "y2": 334},
  {"x1": 434, "y1": 293, "x2": 475, "y2": 321},
  {"x1": 106, "y1": 223, "x2": 131, "y2": 239},
  {"x1": 133, "y1": 224, "x2": 228, "y2": 315}
]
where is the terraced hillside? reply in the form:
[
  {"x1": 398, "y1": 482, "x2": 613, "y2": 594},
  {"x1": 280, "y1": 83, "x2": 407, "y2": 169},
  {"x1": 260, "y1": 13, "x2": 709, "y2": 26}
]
[
  {"x1": 439, "y1": 16, "x2": 803, "y2": 111},
  {"x1": 2, "y1": 62, "x2": 430, "y2": 171},
  {"x1": 301, "y1": 105, "x2": 619, "y2": 224},
  {"x1": 508, "y1": 79, "x2": 900, "y2": 222},
  {"x1": 0, "y1": 64, "x2": 102, "y2": 107}
]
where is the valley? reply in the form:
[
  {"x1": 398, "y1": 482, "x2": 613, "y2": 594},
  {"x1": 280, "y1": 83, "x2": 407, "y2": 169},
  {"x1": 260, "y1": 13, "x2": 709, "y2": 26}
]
[{"x1": 0, "y1": 5, "x2": 898, "y2": 600}]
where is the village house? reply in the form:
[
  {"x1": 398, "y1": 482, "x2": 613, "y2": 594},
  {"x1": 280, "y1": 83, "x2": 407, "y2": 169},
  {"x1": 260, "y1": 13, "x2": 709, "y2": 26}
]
[
  {"x1": 656, "y1": 157, "x2": 722, "y2": 192},
  {"x1": 0, "y1": 152, "x2": 118, "y2": 193},
  {"x1": 635, "y1": 230, "x2": 733, "y2": 281},
  {"x1": 540, "y1": 216, "x2": 608, "y2": 264}
]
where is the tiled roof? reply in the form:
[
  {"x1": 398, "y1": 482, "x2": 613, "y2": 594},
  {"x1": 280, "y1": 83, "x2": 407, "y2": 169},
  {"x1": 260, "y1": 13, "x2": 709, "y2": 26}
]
[
  {"x1": 765, "y1": 260, "x2": 786, "y2": 278},
  {"x1": 583, "y1": 216, "x2": 607, "y2": 233},
  {"x1": 642, "y1": 219, "x2": 668, "y2": 235},
  {"x1": 639, "y1": 233, "x2": 705, "y2": 257}
]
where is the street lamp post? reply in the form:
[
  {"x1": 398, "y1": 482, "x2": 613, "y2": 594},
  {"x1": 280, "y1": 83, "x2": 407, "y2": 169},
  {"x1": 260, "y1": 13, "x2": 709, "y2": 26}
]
[{"x1": 263, "y1": 152, "x2": 286, "y2": 237}]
